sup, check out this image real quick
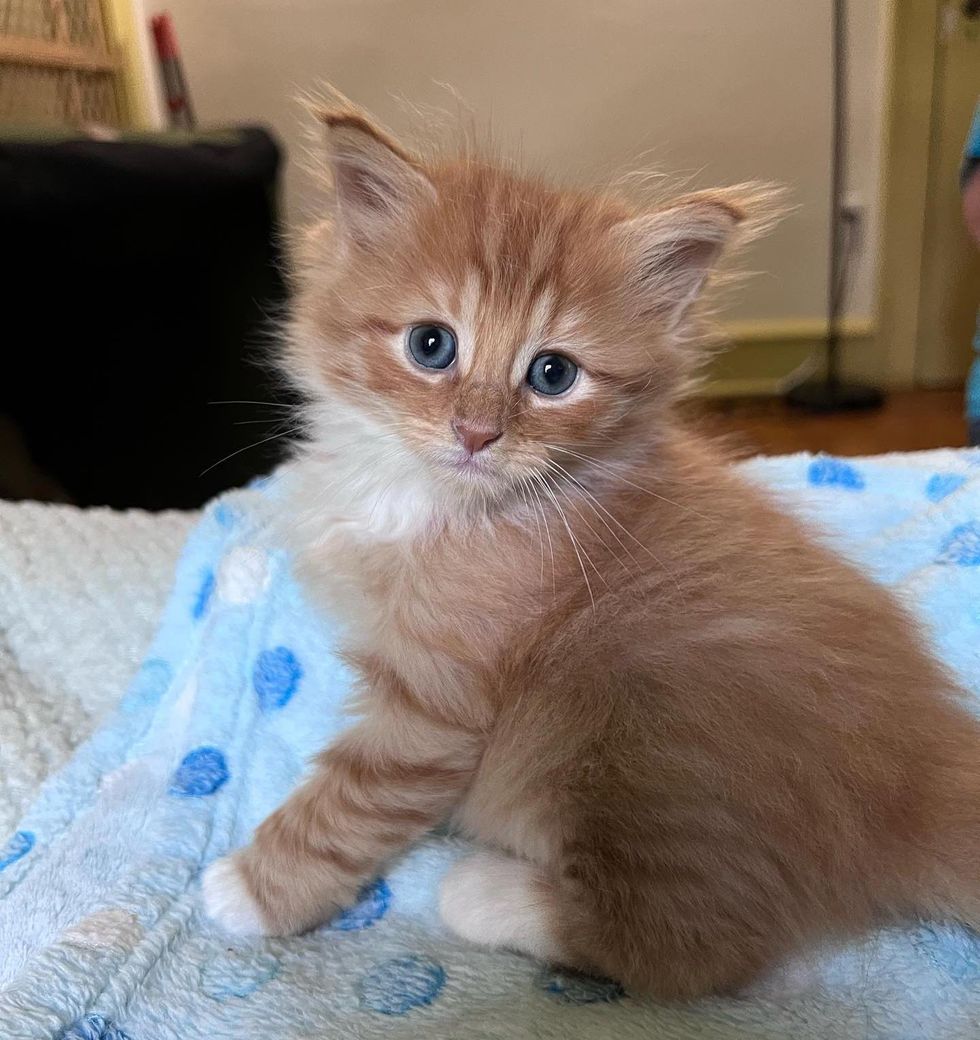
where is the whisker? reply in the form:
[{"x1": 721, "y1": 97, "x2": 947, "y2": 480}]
[
  {"x1": 539, "y1": 470, "x2": 614, "y2": 588},
  {"x1": 546, "y1": 459, "x2": 647, "y2": 559},
  {"x1": 546, "y1": 458, "x2": 681, "y2": 592},
  {"x1": 528, "y1": 477, "x2": 557, "y2": 598},
  {"x1": 547, "y1": 445, "x2": 709, "y2": 521},
  {"x1": 209, "y1": 399, "x2": 296, "y2": 410},
  {"x1": 517, "y1": 474, "x2": 547, "y2": 592},
  {"x1": 532, "y1": 471, "x2": 596, "y2": 613},
  {"x1": 233, "y1": 417, "x2": 304, "y2": 427},
  {"x1": 200, "y1": 430, "x2": 292, "y2": 477},
  {"x1": 545, "y1": 460, "x2": 638, "y2": 574}
]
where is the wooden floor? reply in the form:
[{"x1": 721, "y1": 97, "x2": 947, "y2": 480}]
[{"x1": 701, "y1": 389, "x2": 968, "y2": 458}]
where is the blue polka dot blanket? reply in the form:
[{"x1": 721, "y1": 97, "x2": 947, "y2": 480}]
[{"x1": 3, "y1": 448, "x2": 980, "y2": 1040}]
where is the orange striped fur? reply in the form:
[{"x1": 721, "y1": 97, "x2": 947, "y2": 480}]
[{"x1": 204, "y1": 97, "x2": 980, "y2": 999}]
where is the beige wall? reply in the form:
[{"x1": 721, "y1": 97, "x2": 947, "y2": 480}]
[{"x1": 145, "y1": 0, "x2": 888, "y2": 324}]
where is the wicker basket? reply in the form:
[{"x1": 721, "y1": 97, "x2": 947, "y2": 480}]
[{"x1": 0, "y1": 0, "x2": 121, "y2": 127}]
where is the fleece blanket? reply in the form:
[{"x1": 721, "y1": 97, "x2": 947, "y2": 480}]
[
  {"x1": 2, "y1": 449, "x2": 980, "y2": 1040},
  {"x1": 0, "y1": 500, "x2": 194, "y2": 839}
]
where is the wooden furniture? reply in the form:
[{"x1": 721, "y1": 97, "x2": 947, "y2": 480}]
[{"x1": 0, "y1": 0, "x2": 122, "y2": 126}]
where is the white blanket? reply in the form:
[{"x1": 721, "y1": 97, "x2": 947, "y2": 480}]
[{"x1": 0, "y1": 500, "x2": 194, "y2": 835}]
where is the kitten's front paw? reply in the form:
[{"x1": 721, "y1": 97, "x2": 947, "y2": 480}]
[{"x1": 201, "y1": 854, "x2": 270, "y2": 937}]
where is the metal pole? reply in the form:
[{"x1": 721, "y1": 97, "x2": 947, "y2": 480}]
[{"x1": 826, "y1": 0, "x2": 845, "y2": 391}]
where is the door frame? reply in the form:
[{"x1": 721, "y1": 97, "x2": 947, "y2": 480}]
[{"x1": 876, "y1": 0, "x2": 950, "y2": 389}]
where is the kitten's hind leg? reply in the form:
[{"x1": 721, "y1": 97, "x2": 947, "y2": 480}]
[{"x1": 439, "y1": 849, "x2": 567, "y2": 963}]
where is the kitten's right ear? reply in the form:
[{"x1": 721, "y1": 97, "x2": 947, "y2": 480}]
[{"x1": 318, "y1": 105, "x2": 435, "y2": 246}]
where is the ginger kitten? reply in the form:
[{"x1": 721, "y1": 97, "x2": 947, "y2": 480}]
[{"x1": 204, "y1": 98, "x2": 980, "y2": 999}]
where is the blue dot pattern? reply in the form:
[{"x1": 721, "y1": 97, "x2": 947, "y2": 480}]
[
  {"x1": 926, "y1": 472, "x2": 967, "y2": 502},
  {"x1": 914, "y1": 925, "x2": 980, "y2": 983},
  {"x1": 0, "y1": 830, "x2": 35, "y2": 871},
  {"x1": 358, "y1": 955, "x2": 446, "y2": 1015},
  {"x1": 807, "y1": 457, "x2": 865, "y2": 490},
  {"x1": 253, "y1": 647, "x2": 303, "y2": 712},
  {"x1": 939, "y1": 522, "x2": 980, "y2": 566},
  {"x1": 192, "y1": 569, "x2": 216, "y2": 620},
  {"x1": 329, "y1": 878, "x2": 391, "y2": 931},
  {"x1": 60, "y1": 1015, "x2": 131, "y2": 1040},
  {"x1": 169, "y1": 747, "x2": 229, "y2": 797},
  {"x1": 214, "y1": 502, "x2": 237, "y2": 528},
  {"x1": 17, "y1": 450, "x2": 980, "y2": 1037},
  {"x1": 539, "y1": 968, "x2": 625, "y2": 1004},
  {"x1": 200, "y1": 949, "x2": 280, "y2": 999},
  {"x1": 123, "y1": 658, "x2": 172, "y2": 713}
]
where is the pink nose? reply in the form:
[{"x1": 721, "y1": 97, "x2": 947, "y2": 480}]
[{"x1": 452, "y1": 419, "x2": 502, "y2": 455}]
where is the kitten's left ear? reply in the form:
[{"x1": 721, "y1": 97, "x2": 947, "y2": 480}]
[
  {"x1": 615, "y1": 190, "x2": 747, "y2": 329},
  {"x1": 317, "y1": 100, "x2": 435, "y2": 246}
]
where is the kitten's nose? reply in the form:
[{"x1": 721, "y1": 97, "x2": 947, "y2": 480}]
[{"x1": 452, "y1": 419, "x2": 502, "y2": 455}]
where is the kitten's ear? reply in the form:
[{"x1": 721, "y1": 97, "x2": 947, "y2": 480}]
[
  {"x1": 317, "y1": 104, "x2": 434, "y2": 246},
  {"x1": 615, "y1": 190, "x2": 747, "y2": 328}
]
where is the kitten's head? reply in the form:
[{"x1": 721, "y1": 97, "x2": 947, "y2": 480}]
[{"x1": 288, "y1": 98, "x2": 762, "y2": 519}]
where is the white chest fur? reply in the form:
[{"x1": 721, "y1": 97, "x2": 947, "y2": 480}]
[{"x1": 279, "y1": 447, "x2": 499, "y2": 709}]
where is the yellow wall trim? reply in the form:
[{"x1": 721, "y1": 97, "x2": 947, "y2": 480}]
[
  {"x1": 875, "y1": 0, "x2": 943, "y2": 386},
  {"x1": 702, "y1": 318, "x2": 881, "y2": 399},
  {"x1": 721, "y1": 317, "x2": 875, "y2": 344}
]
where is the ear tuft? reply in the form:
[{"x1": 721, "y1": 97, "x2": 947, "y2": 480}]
[
  {"x1": 311, "y1": 89, "x2": 435, "y2": 246},
  {"x1": 616, "y1": 184, "x2": 781, "y2": 328}
]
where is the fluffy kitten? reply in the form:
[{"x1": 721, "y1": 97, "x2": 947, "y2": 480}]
[{"x1": 204, "y1": 97, "x2": 980, "y2": 999}]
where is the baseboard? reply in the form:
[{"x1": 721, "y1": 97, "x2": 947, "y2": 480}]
[{"x1": 700, "y1": 318, "x2": 882, "y2": 398}]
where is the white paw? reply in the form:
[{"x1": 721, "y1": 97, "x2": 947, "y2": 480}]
[
  {"x1": 439, "y1": 849, "x2": 563, "y2": 962},
  {"x1": 201, "y1": 855, "x2": 269, "y2": 936},
  {"x1": 439, "y1": 850, "x2": 501, "y2": 942}
]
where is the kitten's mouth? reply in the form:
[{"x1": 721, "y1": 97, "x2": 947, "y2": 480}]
[
  {"x1": 447, "y1": 454, "x2": 492, "y2": 475},
  {"x1": 439, "y1": 449, "x2": 498, "y2": 481}
]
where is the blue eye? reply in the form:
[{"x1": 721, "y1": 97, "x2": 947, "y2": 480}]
[
  {"x1": 527, "y1": 353, "x2": 578, "y2": 396},
  {"x1": 407, "y1": 324, "x2": 456, "y2": 370}
]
